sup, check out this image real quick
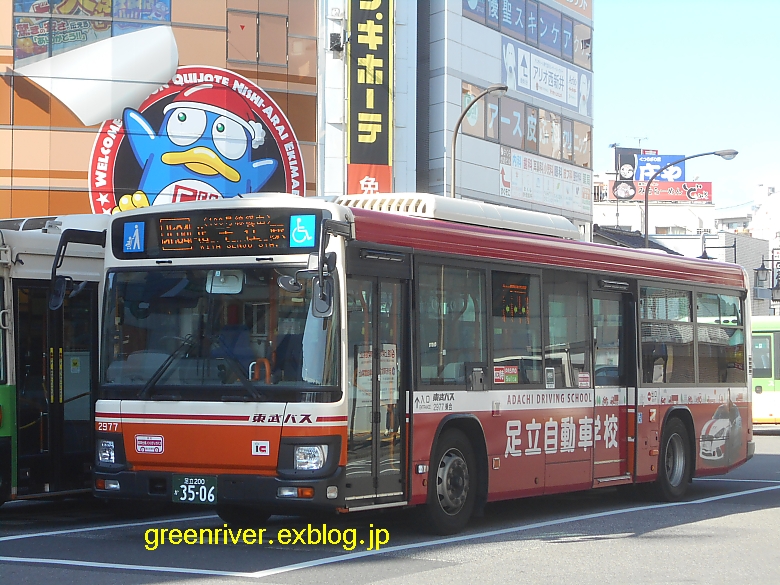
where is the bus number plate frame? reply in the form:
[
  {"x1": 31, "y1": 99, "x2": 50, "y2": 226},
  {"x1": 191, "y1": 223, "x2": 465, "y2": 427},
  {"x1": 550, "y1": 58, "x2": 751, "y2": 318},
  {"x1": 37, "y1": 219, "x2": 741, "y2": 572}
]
[{"x1": 172, "y1": 474, "x2": 218, "y2": 504}]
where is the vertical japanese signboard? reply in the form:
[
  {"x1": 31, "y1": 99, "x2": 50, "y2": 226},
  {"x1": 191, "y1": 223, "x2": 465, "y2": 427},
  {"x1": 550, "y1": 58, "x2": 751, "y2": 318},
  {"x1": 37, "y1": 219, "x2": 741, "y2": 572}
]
[{"x1": 347, "y1": 0, "x2": 394, "y2": 195}]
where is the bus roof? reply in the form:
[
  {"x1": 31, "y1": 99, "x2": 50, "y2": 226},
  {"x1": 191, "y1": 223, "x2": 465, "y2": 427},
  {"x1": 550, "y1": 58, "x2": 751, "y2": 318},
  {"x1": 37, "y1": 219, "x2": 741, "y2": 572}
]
[
  {"x1": 336, "y1": 193, "x2": 581, "y2": 240},
  {"x1": 349, "y1": 206, "x2": 748, "y2": 290}
]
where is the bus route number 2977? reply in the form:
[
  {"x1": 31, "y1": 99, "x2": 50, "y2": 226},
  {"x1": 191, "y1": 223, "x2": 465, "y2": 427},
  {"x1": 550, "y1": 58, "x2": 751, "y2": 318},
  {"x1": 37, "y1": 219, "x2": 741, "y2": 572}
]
[{"x1": 172, "y1": 474, "x2": 217, "y2": 503}]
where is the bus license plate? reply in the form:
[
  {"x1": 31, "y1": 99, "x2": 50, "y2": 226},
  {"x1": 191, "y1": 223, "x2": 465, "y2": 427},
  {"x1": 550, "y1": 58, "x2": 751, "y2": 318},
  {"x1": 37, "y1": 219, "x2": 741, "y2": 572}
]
[{"x1": 172, "y1": 475, "x2": 217, "y2": 504}]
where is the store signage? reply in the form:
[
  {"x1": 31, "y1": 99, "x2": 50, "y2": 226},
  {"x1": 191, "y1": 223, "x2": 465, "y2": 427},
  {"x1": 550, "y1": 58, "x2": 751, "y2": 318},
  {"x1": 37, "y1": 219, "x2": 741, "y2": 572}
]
[{"x1": 347, "y1": 0, "x2": 394, "y2": 195}]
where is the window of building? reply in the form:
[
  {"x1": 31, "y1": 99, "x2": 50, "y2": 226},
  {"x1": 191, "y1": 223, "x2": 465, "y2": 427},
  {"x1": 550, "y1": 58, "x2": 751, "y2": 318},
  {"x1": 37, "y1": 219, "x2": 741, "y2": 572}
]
[
  {"x1": 500, "y1": 97, "x2": 524, "y2": 149},
  {"x1": 461, "y1": 83, "x2": 486, "y2": 139},
  {"x1": 561, "y1": 118, "x2": 573, "y2": 162},
  {"x1": 14, "y1": 0, "x2": 171, "y2": 68},
  {"x1": 537, "y1": 4, "x2": 561, "y2": 57},
  {"x1": 573, "y1": 22, "x2": 592, "y2": 70},
  {"x1": 538, "y1": 109, "x2": 561, "y2": 160},
  {"x1": 524, "y1": 105, "x2": 538, "y2": 153},
  {"x1": 573, "y1": 120, "x2": 591, "y2": 168}
]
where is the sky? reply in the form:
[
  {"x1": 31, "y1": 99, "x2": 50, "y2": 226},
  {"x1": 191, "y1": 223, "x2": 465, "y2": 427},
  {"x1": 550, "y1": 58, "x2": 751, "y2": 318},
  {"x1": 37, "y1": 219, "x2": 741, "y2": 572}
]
[{"x1": 593, "y1": 0, "x2": 780, "y2": 210}]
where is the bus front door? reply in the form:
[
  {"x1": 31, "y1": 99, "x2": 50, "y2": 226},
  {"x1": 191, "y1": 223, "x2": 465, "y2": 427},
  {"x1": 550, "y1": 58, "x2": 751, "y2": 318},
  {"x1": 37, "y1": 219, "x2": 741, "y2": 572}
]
[
  {"x1": 15, "y1": 281, "x2": 96, "y2": 496},
  {"x1": 345, "y1": 277, "x2": 407, "y2": 506},
  {"x1": 592, "y1": 292, "x2": 637, "y2": 483}
]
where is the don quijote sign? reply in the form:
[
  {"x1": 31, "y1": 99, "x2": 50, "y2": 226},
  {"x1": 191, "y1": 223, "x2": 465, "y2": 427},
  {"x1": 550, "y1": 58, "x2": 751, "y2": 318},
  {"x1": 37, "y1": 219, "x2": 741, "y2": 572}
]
[{"x1": 90, "y1": 65, "x2": 304, "y2": 214}]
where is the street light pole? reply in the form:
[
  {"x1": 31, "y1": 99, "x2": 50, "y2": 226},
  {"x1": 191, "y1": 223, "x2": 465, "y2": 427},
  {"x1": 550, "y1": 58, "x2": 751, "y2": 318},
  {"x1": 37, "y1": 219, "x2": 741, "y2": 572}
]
[
  {"x1": 449, "y1": 83, "x2": 508, "y2": 199},
  {"x1": 643, "y1": 149, "x2": 738, "y2": 248}
]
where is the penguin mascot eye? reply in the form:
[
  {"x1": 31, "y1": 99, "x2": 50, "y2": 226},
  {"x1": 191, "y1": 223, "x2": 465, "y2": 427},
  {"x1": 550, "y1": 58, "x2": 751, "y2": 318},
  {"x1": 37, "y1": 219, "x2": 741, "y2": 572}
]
[
  {"x1": 212, "y1": 116, "x2": 248, "y2": 160},
  {"x1": 167, "y1": 108, "x2": 207, "y2": 147}
]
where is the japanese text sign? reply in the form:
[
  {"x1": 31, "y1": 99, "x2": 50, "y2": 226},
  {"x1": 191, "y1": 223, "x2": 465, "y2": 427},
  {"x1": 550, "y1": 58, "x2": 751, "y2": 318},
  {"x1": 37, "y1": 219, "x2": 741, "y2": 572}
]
[{"x1": 347, "y1": 0, "x2": 393, "y2": 170}]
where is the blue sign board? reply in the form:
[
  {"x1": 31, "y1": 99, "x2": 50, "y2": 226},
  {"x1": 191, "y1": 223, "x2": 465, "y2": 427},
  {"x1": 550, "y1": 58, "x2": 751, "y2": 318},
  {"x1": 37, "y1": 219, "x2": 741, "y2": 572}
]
[
  {"x1": 289, "y1": 215, "x2": 316, "y2": 248},
  {"x1": 462, "y1": 0, "x2": 486, "y2": 20},
  {"x1": 123, "y1": 222, "x2": 145, "y2": 253},
  {"x1": 500, "y1": 0, "x2": 525, "y2": 40},
  {"x1": 562, "y1": 17, "x2": 573, "y2": 60},
  {"x1": 634, "y1": 155, "x2": 686, "y2": 182},
  {"x1": 537, "y1": 5, "x2": 562, "y2": 55},
  {"x1": 525, "y1": 0, "x2": 538, "y2": 44},
  {"x1": 501, "y1": 35, "x2": 592, "y2": 117}
]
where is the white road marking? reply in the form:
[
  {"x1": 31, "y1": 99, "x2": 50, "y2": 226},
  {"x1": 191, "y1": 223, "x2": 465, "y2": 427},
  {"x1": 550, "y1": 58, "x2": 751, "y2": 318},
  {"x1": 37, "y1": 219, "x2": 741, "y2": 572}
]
[
  {"x1": 1, "y1": 484, "x2": 778, "y2": 579},
  {"x1": 0, "y1": 513, "x2": 218, "y2": 543},
  {"x1": 0, "y1": 556, "x2": 253, "y2": 577},
  {"x1": 695, "y1": 478, "x2": 780, "y2": 484}
]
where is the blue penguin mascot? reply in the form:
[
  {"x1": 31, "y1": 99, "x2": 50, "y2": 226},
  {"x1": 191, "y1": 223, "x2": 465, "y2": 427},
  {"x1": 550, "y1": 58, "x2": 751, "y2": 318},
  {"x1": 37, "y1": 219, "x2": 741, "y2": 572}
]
[{"x1": 114, "y1": 83, "x2": 278, "y2": 212}]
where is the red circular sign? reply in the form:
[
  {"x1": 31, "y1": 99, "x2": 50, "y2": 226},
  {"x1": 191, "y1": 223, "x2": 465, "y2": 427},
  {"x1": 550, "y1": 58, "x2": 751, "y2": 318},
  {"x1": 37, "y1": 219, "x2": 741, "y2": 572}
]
[{"x1": 89, "y1": 65, "x2": 305, "y2": 214}]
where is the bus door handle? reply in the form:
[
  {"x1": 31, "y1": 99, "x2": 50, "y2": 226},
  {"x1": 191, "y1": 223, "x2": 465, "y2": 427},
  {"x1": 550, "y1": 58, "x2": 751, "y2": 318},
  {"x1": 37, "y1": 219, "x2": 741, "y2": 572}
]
[{"x1": 0, "y1": 308, "x2": 10, "y2": 330}]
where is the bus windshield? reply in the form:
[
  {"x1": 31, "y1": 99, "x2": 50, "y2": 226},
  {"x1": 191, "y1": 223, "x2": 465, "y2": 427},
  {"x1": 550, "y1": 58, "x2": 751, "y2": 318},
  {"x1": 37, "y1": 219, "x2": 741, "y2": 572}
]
[{"x1": 100, "y1": 268, "x2": 340, "y2": 402}]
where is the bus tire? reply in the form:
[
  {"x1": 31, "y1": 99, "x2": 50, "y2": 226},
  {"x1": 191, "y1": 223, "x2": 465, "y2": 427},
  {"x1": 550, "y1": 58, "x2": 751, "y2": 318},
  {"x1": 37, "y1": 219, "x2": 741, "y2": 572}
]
[
  {"x1": 217, "y1": 504, "x2": 271, "y2": 526},
  {"x1": 656, "y1": 417, "x2": 691, "y2": 501},
  {"x1": 423, "y1": 428, "x2": 477, "y2": 535}
]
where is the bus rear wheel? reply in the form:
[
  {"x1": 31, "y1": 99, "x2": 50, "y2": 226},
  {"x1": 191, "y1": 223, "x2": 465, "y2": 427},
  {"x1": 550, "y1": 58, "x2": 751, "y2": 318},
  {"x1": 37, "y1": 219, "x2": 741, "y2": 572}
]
[
  {"x1": 656, "y1": 417, "x2": 691, "y2": 501},
  {"x1": 217, "y1": 504, "x2": 271, "y2": 526},
  {"x1": 423, "y1": 429, "x2": 477, "y2": 535}
]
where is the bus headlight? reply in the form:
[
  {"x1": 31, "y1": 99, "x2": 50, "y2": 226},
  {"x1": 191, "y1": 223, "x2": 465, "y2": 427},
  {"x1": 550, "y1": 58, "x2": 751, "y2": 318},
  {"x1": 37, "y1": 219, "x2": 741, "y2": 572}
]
[
  {"x1": 98, "y1": 440, "x2": 115, "y2": 464},
  {"x1": 294, "y1": 445, "x2": 328, "y2": 470}
]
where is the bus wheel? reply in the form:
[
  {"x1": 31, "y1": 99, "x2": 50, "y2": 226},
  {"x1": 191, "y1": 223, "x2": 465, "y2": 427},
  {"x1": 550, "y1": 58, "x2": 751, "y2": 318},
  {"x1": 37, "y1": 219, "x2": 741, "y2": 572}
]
[
  {"x1": 217, "y1": 504, "x2": 271, "y2": 526},
  {"x1": 657, "y1": 417, "x2": 691, "y2": 501},
  {"x1": 424, "y1": 429, "x2": 477, "y2": 535}
]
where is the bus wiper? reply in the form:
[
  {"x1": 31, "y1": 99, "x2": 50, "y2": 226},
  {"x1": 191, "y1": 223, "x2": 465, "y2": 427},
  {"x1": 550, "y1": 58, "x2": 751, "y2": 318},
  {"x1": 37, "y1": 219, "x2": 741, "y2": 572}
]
[
  {"x1": 137, "y1": 335, "x2": 194, "y2": 399},
  {"x1": 208, "y1": 334, "x2": 264, "y2": 400}
]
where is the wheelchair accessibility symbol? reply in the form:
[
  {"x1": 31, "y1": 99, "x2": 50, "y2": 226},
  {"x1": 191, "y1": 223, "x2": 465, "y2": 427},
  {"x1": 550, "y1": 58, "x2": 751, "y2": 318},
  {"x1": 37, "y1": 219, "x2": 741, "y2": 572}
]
[{"x1": 290, "y1": 215, "x2": 316, "y2": 248}]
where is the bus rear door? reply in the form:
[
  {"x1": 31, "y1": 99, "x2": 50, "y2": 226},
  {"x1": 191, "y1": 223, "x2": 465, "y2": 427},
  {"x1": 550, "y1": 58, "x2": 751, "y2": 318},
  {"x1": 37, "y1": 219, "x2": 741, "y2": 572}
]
[
  {"x1": 592, "y1": 288, "x2": 637, "y2": 484},
  {"x1": 15, "y1": 281, "x2": 97, "y2": 496}
]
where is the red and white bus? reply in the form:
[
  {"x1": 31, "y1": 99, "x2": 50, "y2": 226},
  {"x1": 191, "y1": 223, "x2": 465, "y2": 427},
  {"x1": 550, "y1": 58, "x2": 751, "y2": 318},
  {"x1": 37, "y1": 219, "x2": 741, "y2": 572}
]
[{"x1": 85, "y1": 193, "x2": 753, "y2": 534}]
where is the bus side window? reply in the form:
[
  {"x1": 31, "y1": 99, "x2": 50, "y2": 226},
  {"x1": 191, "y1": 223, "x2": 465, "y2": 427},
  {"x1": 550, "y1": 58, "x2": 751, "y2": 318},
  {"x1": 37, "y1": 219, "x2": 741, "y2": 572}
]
[
  {"x1": 543, "y1": 270, "x2": 590, "y2": 389},
  {"x1": 418, "y1": 264, "x2": 486, "y2": 386},
  {"x1": 774, "y1": 332, "x2": 780, "y2": 381},
  {"x1": 491, "y1": 271, "x2": 542, "y2": 385},
  {"x1": 639, "y1": 287, "x2": 694, "y2": 385}
]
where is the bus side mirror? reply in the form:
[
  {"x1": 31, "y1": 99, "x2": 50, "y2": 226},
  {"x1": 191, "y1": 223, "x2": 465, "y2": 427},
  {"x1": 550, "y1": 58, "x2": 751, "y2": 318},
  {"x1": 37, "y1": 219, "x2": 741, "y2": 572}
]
[
  {"x1": 49, "y1": 275, "x2": 68, "y2": 311},
  {"x1": 311, "y1": 275, "x2": 334, "y2": 318}
]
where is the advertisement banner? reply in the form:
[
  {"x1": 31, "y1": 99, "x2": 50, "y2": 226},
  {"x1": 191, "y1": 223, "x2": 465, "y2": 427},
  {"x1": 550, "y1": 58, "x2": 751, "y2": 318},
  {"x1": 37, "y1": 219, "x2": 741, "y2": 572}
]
[
  {"x1": 608, "y1": 181, "x2": 713, "y2": 203},
  {"x1": 89, "y1": 65, "x2": 304, "y2": 214},
  {"x1": 634, "y1": 154, "x2": 686, "y2": 182},
  {"x1": 501, "y1": 35, "x2": 592, "y2": 117},
  {"x1": 347, "y1": 0, "x2": 393, "y2": 192},
  {"x1": 500, "y1": 146, "x2": 592, "y2": 215}
]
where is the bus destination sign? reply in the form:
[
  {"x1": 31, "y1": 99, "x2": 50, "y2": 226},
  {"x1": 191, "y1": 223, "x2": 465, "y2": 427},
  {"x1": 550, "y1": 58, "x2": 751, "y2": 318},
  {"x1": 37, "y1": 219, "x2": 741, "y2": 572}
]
[{"x1": 113, "y1": 209, "x2": 322, "y2": 259}]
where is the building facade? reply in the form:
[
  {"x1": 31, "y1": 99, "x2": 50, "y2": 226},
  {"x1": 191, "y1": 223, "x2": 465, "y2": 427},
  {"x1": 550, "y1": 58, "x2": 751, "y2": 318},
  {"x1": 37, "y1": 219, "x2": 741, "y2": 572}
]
[{"x1": 1, "y1": 0, "x2": 593, "y2": 224}]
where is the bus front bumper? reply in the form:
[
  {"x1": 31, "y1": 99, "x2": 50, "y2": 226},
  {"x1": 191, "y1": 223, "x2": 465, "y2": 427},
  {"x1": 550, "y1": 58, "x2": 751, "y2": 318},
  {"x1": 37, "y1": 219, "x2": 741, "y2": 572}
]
[
  {"x1": 747, "y1": 440, "x2": 755, "y2": 460},
  {"x1": 93, "y1": 467, "x2": 346, "y2": 511}
]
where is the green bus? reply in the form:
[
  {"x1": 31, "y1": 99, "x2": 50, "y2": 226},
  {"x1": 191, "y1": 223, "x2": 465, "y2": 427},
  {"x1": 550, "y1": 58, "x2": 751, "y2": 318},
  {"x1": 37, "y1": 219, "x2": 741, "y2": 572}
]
[
  {"x1": 0, "y1": 215, "x2": 106, "y2": 506},
  {"x1": 752, "y1": 315, "x2": 780, "y2": 424}
]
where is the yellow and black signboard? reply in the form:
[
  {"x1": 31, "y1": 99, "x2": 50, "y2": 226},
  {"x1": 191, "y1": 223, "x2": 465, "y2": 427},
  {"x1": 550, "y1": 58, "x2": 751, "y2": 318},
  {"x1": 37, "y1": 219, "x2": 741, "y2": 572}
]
[{"x1": 347, "y1": 0, "x2": 393, "y2": 194}]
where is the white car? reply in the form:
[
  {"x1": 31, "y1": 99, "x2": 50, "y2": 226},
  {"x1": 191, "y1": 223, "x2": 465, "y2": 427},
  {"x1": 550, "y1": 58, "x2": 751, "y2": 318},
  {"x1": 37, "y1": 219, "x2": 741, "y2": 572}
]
[{"x1": 700, "y1": 402, "x2": 742, "y2": 461}]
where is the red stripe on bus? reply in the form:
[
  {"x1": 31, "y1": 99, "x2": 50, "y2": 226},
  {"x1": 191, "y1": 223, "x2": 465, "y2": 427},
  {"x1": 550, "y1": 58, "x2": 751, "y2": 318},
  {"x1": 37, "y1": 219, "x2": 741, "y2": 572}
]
[
  {"x1": 316, "y1": 415, "x2": 348, "y2": 422},
  {"x1": 110, "y1": 412, "x2": 250, "y2": 422}
]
